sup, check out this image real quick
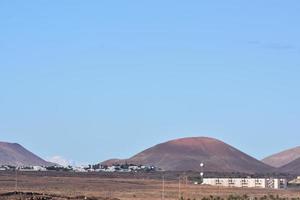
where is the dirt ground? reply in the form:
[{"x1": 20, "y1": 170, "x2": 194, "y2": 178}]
[{"x1": 0, "y1": 171, "x2": 299, "y2": 200}]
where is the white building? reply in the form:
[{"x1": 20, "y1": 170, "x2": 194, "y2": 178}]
[
  {"x1": 19, "y1": 166, "x2": 47, "y2": 171},
  {"x1": 73, "y1": 166, "x2": 87, "y2": 172},
  {"x1": 288, "y1": 176, "x2": 300, "y2": 185},
  {"x1": 0, "y1": 167, "x2": 7, "y2": 171},
  {"x1": 203, "y1": 178, "x2": 287, "y2": 189},
  {"x1": 32, "y1": 166, "x2": 47, "y2": 171}
]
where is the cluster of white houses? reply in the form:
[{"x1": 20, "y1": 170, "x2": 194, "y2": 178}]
[
  {"x1": 0, "y1": 164, "x2": 156, "y2": 173},
  {"x1": 202, "y1": 177, "x2": 288, "y2": 189},
  {"x1": 83, "y1": 164, "x2": 156, "y2": 173}
]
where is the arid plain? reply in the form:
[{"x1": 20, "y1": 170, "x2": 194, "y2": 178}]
[{"x1": 0, "y1": 171, "x2": 299, "y2": 200}]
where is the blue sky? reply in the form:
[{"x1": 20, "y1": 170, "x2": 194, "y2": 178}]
[{"x1": 0, "y1": 1, "x2": 300, "y2": 165}]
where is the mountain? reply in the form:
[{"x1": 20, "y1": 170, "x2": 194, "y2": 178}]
[
  {"x1": 102, "y1": 137, "x2": 273, "y2": 173},
  {"x1": 102, "y1": 158, "x2": 124, "y2": 166},
  {"x1": 0, "y1": 141, "x2": 53, "y2": 166},
  {"x1": 262, "y1": 146, "x2": 300, "y2": 168},
  {"x1": 277, "y1": 157, "x2": 300, "y2": 174}
]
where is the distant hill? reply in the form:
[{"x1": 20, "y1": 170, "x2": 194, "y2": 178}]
[
  {"x1": 102, "y1": 137, "x2": 273, "y2": 173},
  {"x1": 262, "y1": 146, "x2": 300, "y2": 168},
  {"x1": 278, "y1": 157, "x2": 300, "y2": 174},
  {"x1": 0, "y1": 141, "x2": 53, "y2": 166}
]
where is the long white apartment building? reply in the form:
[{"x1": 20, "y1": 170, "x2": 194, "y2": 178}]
[{"x1": 203, "y1": 178, "x2": 287, "y2": 189}]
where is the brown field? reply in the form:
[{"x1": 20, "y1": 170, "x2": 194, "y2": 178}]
[{"x1": 0, "y1": 171, "x2": 299, "y2": 200}]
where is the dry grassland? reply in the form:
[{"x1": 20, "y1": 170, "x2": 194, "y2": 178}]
[{"x1": 0, "y1": 172, "x2": 299, "y2": 200}]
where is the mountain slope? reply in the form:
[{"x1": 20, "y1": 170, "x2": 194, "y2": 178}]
[
  {"x1": 262, "y1": 146, "x2": 300, "y2": 168},
  {"x1": 278, "y1": 157, "x2": 300, "y2": 174},
  {"x1": 0, "y1": 141, "x2": 53, "y2": 166},
  {"x1": 102, "y1": 137, "x2": 273, "y2": 173}
]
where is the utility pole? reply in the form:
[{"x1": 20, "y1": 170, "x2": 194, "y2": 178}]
[
  {"x1": 178, "y1": 176, "x2": 181, "y2": 199},
  {"x1": 15, "y1": 167, "x2": 18, "y2": 193},
  {"x1": 161, "y1": 175, "x2": 165, "y2": 200}
]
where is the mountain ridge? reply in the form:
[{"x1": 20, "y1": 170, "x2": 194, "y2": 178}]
[
  {"x1": 262, "y1": 146, "x2": 300, "y2": 168},
  {"x1": 0, "y1": 141, "x2": 53, "y2": 166},
  {"x1": 277, "y1": 157, "x2": 300, "y2": 174}
]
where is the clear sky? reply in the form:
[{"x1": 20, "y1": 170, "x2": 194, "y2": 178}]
[{"x1": 0, "y1": 1, "x2": 300, "y2": 165}]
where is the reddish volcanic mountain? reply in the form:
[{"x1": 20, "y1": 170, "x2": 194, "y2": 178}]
[
  {"x1": 262, "y1": 146, "x2": 300, "y2": 168},
  {"x1": 0, "y1": 141, "x2": 53, "y2": 166},
  {"x1": 102, "y1": 137, "x2": 273, "y2": 173}
]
